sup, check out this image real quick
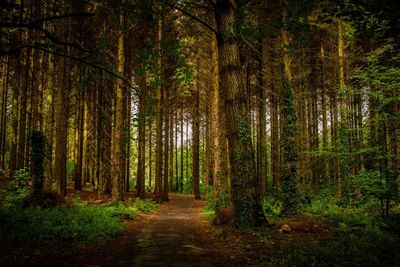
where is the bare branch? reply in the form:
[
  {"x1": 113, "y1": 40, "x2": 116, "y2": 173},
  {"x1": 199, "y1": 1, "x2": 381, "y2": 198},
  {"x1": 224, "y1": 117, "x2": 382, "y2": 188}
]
[
  {"x1": 31, "y1": 46, "x2": 137, "y2": 93},
  {"x1": 0, "y1": 22, "x2": 90, "y2": 53}
]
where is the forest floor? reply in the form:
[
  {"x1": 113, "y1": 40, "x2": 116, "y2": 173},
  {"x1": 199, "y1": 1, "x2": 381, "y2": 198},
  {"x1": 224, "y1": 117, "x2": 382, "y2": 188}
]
[
  {"x1": 0, "y1": 193, "x2": 238, "y2": 266},
  {"x1": 0, "y1": 192, "x2": 335, "y2": 267}
]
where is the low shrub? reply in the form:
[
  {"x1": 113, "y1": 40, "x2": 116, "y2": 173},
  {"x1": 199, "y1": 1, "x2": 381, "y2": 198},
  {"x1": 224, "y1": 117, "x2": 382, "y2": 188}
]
[
  {"x1": 0, "y1": 197, "x2": 158, "y2": 243},
  {"x1": 132, "y1": 198, "x2": 159, "y2": 213},
  {"x1": 0, "y1": 200, "x2": 124, "y2": 243},
  {"x1": 287, "y1": 190, "x2": 400, "y2": 267},
  {"x1": 262, "y1": 198, "x2": 282, "y2": 222},
  {"x1": 270, "y1": 226, "x2": 400, "y2": 267},
  {"x1": 1, "y1": 168, "x2": 31, "y2": 208}
]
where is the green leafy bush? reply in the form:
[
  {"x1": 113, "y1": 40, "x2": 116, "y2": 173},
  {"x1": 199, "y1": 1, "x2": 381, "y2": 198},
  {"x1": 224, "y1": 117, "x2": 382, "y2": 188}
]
[
  {"x1": 103, "y1": 203, "x2": 139, "y2": 220},
  {"x1": 132, "y1": 198, "x2": 158, "y2": 213},
  {"x1": 270, "y1": 225, "x2": 400, "y2": 267},
  {"x1": 262, "y1": 198, "x2": 282, "y2": 222},
  {"x1": 346, "y1": 170, "x2": 385, "y2": 206},
  {"x1": 0, "y1": 197, "x2": 158, "y2": 243},
  {"x1": 9, "y1": 168, "x2": 31, "y2": 191},
  {"x1": 103, "y1": 199, "x2": 158, "y2": 220},
  {"x1": 0, "y1": 200, "x2": 124, "y2": 243},
  {"x1": 301, "y1": 192, "x2": 379, "y2": 229},
  {"x1": 2, "y1": 168, "x2": 32, "y2": 208},
  {"x1": 291, "y1": 190, "x2": 400, "y2": 266}
]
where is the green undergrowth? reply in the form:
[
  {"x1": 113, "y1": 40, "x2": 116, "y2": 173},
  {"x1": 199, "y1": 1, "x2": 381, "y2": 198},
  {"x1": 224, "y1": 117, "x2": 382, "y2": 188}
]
[
  {"x1": 202, "y1": 183, "x2": 400, "y2": 266},
  {"x1": 269, "y1": 226, "x2": 400, "y2": 267},
  {"x1": 0, "y1": 194, "x2": 158, "y2": 243},
  {"x1": 203, "y1": 204, "x2": 216, "y2": 221},
  {"x1": 263, "y1": 192, "x2": 400, "y2": 267},
  {"x1": 0, "y1": 169, "x2": 158, "y2": 244}
]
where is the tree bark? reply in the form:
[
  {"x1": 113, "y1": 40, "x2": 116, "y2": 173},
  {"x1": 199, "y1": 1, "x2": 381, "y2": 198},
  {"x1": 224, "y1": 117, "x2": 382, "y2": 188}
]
[
  {"x1": 215, "y1": 0, "x2": 263, "y2": 227},
  {"x1": 163, "y1": 84, "x2": 170, "y2": 201},
  {"x1": 192, "y1": 78, "x2": 201, "y2": 200},
  {"x1": 112, "y1": 11, "x2": 125, "y2": 201},
  {"x1": 136, "y1": 77, "x2": 146, "y2": 198},
  {"x1": 154, "y1": 16, "x2": 163, "y2": 203}
]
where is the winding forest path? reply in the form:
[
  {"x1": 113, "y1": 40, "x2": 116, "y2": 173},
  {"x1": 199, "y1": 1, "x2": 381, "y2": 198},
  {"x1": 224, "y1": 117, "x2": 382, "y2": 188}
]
[{"x1": 130, "y1": 194, "x2": 218, "y2": 267}]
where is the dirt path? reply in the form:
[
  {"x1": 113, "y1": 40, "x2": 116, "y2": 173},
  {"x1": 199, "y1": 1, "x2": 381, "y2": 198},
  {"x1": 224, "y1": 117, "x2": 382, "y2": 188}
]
[{"x1": 131, "y1": 194, "x2": 219, "y2": 267}]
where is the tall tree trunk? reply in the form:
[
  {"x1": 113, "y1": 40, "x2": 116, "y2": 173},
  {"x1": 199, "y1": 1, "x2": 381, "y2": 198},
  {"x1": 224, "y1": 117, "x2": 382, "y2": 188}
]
[
  {"x1": 112, "y1": 11, "x2": 125, "y2": 201},
  {"x1": 186, "y1": 116, "x2": 189, "y2": 189},
  {"x1": 169, "y1": 110, "x2": 174, "y2": 191},
  {"x1": 55, "y1": 54, "x2": 68, "y2": 197},
  {"x1": 211, "y1": 32, "x2": 223, "y2": 207},
  {"x1": 257, "y1": 9, "x2": 268, "y2": 196},
  {"x1": 17, "y1": 41, "x2": 31, "y2": 170},
  {"x1": 215, "y1": 0, "x2": 263, "y2": 227},
  {"x1": 192, "y1": 79, "x2": 201, "y2": 200},
  {"x1": 148, "y1": 119, "x2": 152, "y2": 191},
  {"x1": 44, "y1": 53, "x2": 55, "y2": 189},
  {"x1": 205, "y1": 87, "x2": 213, "y2": 186},
  {"x1": 175, "y1": 112, "x2": 179, "y2": 191},
  {"x1": 125, "y1": 89, "x2": 131, "y2": 191},
  {"x1": 136, "y1": 77, "x2": 146, "y2": 198},
  {"x1": 0, "y1": 56, "x2": 9, "y2": 169},
  {"x1": 154, "y1": 16, "x2": 163, "y2": 203},
  {"x1": 320, "y1": 40, "x2": 329, "y2": 183},
  {"x1": 101, "y1": 76, "x2": 112, "y2": 195},
  {"x1": 337, "y1": 20, "x2": 346, "y2": 197},
  {"x1": 180, "y1": 108, "x2": 184, "y2": 192},
  {"x1": 280, "y1": 0, "x2": 299, "y2": 214},
  {"x1": 74, "y1": 84, "x2": 84, "y2": 191},
  {"x1": 163, "y1": 84, "x2": 170, "y2": 201}
]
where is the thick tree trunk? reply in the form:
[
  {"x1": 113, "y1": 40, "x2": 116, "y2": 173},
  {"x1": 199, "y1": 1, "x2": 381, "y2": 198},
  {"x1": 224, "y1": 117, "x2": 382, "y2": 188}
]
[
  {"x1": 112, "y1": 12, "x2": 125, "y2": 201},
  {"x1": 154, "y1": 16, "x2": 163, "y2": 203},
  {"x1": 280, "y1": 0, "x2": 299, "y2": 214},
  {"x1": 55, "y1": 55, "x2": 68, "y2": 197},
  {"x1": 210, "y1": 32, "x2": 223, "y2": 207},
  {"x1": 337, "y1": 20, "x2": 346, "y2": 197},
  {"x1": 215, "y1": 0, "x2": 263, "y2": 227}
]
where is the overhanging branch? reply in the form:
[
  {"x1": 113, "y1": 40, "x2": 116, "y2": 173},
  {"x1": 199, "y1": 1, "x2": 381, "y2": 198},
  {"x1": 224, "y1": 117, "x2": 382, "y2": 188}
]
[
  {"x1": 31, "y1": 46, "x2": 137, "y2": 93},
  {"x1": 161, "y1": 0, "x2": 217, "y2": 34}
]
